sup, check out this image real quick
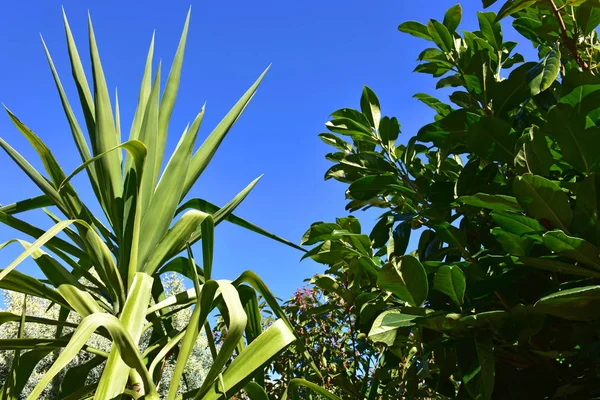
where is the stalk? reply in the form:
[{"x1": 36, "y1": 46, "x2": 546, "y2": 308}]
[{"x1": 96, "y1": 272, "x2": 154, "y2": 398}]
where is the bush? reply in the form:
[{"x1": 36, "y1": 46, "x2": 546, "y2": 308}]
[{"x1": 300, "y1": 1, "x2": 600, "y2": 398}]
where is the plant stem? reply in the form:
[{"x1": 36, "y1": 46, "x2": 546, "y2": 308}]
[{"x1": 547, "y1": 0, "x2": 590, "y2": 70}]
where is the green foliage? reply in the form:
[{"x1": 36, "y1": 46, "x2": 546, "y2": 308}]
[
  {"x1": 0, "y1": 11, "x2": 314, "y2": 399},
  {"x1": 299, "y1": 1, "x2": 600, "y2": 398}
]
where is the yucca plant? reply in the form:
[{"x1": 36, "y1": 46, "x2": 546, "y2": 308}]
[{"x1": 0, "y1": 9, "x2": 308, "y2": 399}]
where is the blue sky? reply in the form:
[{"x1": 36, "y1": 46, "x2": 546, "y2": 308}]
[{"x1": 0, "y1": 1, "x2": 531, "y2": 300}]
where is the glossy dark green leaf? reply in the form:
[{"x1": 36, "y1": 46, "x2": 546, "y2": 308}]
[
  {"x1": 527, "y1": 48, "x2": 560, "y2": 96},
  {"x1": 360, "y1": 86, "x2": 381, "y2": 129},
  {"x1": 398, "y1": 21, "x2": 432, "y2": 40},
  {"x1": 490, "y1": 211, "x2": 545, "y2": 235},
  {"x1": 466, "y1": 117, "x2": 517, "y2": 163},
  {"x1": 535, "y1": 285, "x2": 600, "y2": 320},
  {"x1": 497, "y1": 0, "x2": 540, "y2": 20},
  {"x1": 413, "y1": 93, "x2": 453, "y2": 117},
  {"x1": 542, "y1": 230, "x2": 600, "y2": 270},
  {"x1": 443, "y1": 4, "x2": 462, "y2": 32},
  {"x1": 348, "y1": 175, "x2": 398, "y2": 201},
  {"x1": 433, "y1": 265, "x2": 466, "y2": 306},
  {"x1": 545, "y1": 104, "x2": 600, "y2": 173},
  {"x1": 377, "y1": 255, "x2": 428, "y2": 307},
  {"x1": 477, "y1": 12, "x2": 502, "y2": 50},
  {"x1": 427, "y1": 20, "x2": 454, "y2": 52},
  {"x1": 368, "y1": 309, "x2": 417, "y2": 346},
  {"x1": 457, "y1": 336, "x2": 495, "y2": 400},
  {"x1": 458, "y1": 193, "x2": 522, "y2": 212},
  {"x1": 513, "y1": 173, "x2": 572, "y2": 232},
  {"x1": 492, "y1": 228, "x2": 535, "y2": 256},
  {"x1": 573, "y1": 173, "x2": 600, "y2": 244}
]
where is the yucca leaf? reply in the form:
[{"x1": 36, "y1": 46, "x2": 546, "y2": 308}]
[
  {"x1": 200, "y1": 319, "x2": 295, "y2": 400},
  {"x1": 40, "y1": 35, "x2": 103, "y2": 206},
  {"x1": 177, "y1": 197, "x2": 304, "y2": 251},
  {"x1": 0, "y1": 211, "x2": 85, "y2": 259},
  {"x1": 281, "y1": 379, "x2": 342, "y2": 400},
  {"x1": 8, "y1": 239, "x2": 105, "y2": 316},
  {"x1": 182, "y1": 66, "x2": 269, "y2": 198},
  {"x1": 156, "y1": 256, "x2": 205, "y2": 282},
  {"x1": 0, "y1": 312, "x2": 78, "y2": 329},
  {"x1": 143, "y1": 210, "x2": 211, "y2": 275},
  {"x1": 98, "y1": 272, "x2": 153, "y2": 397},
  {"x1": 147, "y1": 330, "x2": 186, "y2": 378},
  {"x1": 0, "y1": 349, "x2": 55, "y2": 399},
  {"x1": 0, "y1": 138, "x2": 65, "y2": 209},
  {"x1": 168, "y1": 237, "x2": 214, "y2": 400},
  {"x1": 87, "y1": 14, "x2": 124, "y2": 238},
  {"x1": 1, "y1": 295, "x2": 27, "y2": 399},
  {"x1": 139, "y1": 119, "x2": 200, "y2": 269},
  {"x1": 146, "y1": 287, "x2": 198, "y2": 315},
  {"x1": 0, "y1": 268, "x2": 69, "y2": 309},
  {"x1": 156, "y1": 9, "x2": 191, "y2": 185},
  {"x1": 28, "y1": 313, "x2": 159, "y2": 400},
  {"x1": 0, "y1": 220, "x2": 75, "y2": 281},
  {"x1": 138, "y1": 62, "x2": 162, "y2": 216},
  {"x1": 193, "y1": 281, "x2": 248, "y2": 399},
  {"x1": 0, "y1": 195, "x2": 52, "y2": 215},
  {"x1": 186, "y1": 176, "x2": 261, "y2": 248},
  {"x1": 58, "y1": 355, "x2": 106, "y2": 398},
  {"x1": 58, "y1": 140, "x2": 147, "y2": 192},
  {"x1": 62, "y1": 9, "x2": 95, "y2": 137},
  {"x1": 129, "y1": 33, "x2": 155, "y2": 143}
]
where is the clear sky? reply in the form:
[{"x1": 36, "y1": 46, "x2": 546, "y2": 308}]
[{"x1": 0, "y1": 1, "x2": 529, "y2": 300}]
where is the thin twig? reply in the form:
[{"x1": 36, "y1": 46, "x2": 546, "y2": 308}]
[{"x1": 547, "y1": 0, "x2": 589, "y2": 70}]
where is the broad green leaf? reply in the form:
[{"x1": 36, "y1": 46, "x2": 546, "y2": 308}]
[
  {"x1": 360, "y1": 86, "x2": 381, "y2": 130},
  {"x1": 368, "y1": 309, "x2": 418, "y2": 346},
  {"x1": 513, "y1": 173, "x2": 572, "y2": 232},
  {"x1": 519, "y1": 257, "x2": 600, "y2": 278},
  {"x1": 492, "y1": 228, "x2": 535, "y2": 256},
  {"x1": 545, "y1": 104, "x2": 600, "y2": 173},
  {"x1": 490, "y1": 211, "x2": 545, "y2": 235},
  {"x1": 458, "y1": 193, "x2": 522, "y2": 212},
  {"x1": 527, "y1": 47, "x2": 560, "y2": 96},
  {"x1": 577, "y1": 1, "x2": 600, "y2": 33},
  {"x1": 427, "y1": 20, "x2": 454, "y2": 53},
  {"x1": 497, "y1": 0, "x2": 540, "y2": 20},
  {"x1": 535, "y1": 285, "x2": 600, "y2": 320},
  {"x1": 398, "y1": 21, "x2": 432, "y2": 40},
  {"x1": 443, "y1": 4, "x2": 462, "y2": 32},
  {"x1": 457, "y1": 337, "x2": 495, "y2": 400},
  {"x1": 542, "y1": 230, "x2": 600, "y2": 270},
  {"x1": 466, "y1": 117, "x2": 517, "y2": 163},
  {"x1": 573, "y1": 173, "x2": 600, "y2": 243},
  {"x1": 413, "y1": 93, "x2": 453, "y2": 117},
  {"x1": 433, "y1": 265, "x2": 466, "y2": 306},
  {"x1": 348, "y1": 175, "x2": 397, "y2": 201},
  {"x1": 243, "y1": 382, "x2": 270, "y2": 400},
  {"x1": 377, "y1": 255, "x2": 428, "y2": 307},
  {"x1": 477, "y1": 12, "x2": 502, "y2": 50}
]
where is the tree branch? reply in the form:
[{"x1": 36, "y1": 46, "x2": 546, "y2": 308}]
[{"x1": 547, "y1": 0, "x2": 589, "y2": 70}]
